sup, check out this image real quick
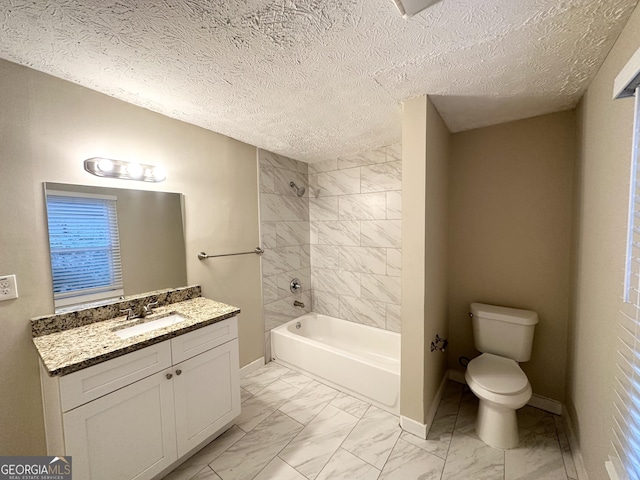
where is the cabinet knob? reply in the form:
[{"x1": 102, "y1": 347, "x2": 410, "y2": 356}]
[
  {"x1": 176, "y1": 369, "x2": 182, "y2": 376},
  {"x1": 166, "y1": 373, "x2": 173, "y2": 380}
]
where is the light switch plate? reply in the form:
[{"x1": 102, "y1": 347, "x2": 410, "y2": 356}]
[{"x1": 0, "y1": 274, "x2": 18, "y2": 301}]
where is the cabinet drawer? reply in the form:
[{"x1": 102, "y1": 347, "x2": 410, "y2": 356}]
[
  {"x1": 171, "y1": 317, "x2": 238, "y2": 364},
  {"x1": 60, "y1": 342, "x2": 172, "y2": 412}
]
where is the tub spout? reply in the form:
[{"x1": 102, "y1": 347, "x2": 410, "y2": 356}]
[{"x1": 294, "y1": 300, "x2": 305, "y2": 308}]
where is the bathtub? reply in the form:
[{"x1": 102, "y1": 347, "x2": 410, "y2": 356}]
[{"x1": 270, "y1": 312, "x2": 401, "y2": 414}]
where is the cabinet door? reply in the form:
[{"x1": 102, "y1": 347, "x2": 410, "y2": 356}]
[
  {"x1": 63, "y1": 369, "x2": 177, "y2": 480},
  {"x1": 173, "y1": 339, "x2": 240, "y2": 457}
]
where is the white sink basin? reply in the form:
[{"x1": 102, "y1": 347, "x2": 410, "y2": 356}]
[{"x1": 114, "y1": 313, "x2": 187, "y2": 340}]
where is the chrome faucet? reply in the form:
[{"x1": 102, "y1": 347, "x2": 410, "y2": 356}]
[
  {"x1": 293, "y1": 300, "x2": 305, "y2": 308},
  {"x1": 120, "y1": 307, "x2": 137, "y2": 321},
  {"x1": 142, "y1": 301, "x2": 159, "y2": 317}
]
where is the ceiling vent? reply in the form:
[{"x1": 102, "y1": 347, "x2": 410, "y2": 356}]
[{"x1": 391, "y1": 0, "x2": 443, "y2": 17}]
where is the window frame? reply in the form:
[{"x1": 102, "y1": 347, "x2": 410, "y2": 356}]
[
  {"x1": 45, "y1": 189, "x2": 124, "y2": 310},
  {"x1": 609, "y1": 47, "x2": 640, "y2": 480}
]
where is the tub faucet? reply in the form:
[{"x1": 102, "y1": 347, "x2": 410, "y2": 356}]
[{"x1": 294, "y1": 300, "x2": 305, "y2": 308}]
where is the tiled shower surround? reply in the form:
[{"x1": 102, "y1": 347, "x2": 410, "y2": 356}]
[
  {"x1": 259, "y1": 150, "x2": 312, "y2": 358},
  {"x1": 309, "y1": 144, "x2": 402, "y2": 332},
  {"x1": 259, "y1": 144, "x2": 402, "y2": 356}
]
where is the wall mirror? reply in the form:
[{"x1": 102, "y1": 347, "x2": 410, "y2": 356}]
[{"x1": 44, "y1": 182, "x2": 187, "y2": 311}]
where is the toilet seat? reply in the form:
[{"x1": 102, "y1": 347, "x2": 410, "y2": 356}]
[{"x1": 467, "y1": 353, "x2": 528, "y2": 395}]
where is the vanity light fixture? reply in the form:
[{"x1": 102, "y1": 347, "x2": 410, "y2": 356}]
[{"x1": 84, "y1": 157, "x2": 167, "y2": 182}]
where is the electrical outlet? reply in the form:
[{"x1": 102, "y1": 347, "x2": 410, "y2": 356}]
[{"x1": 0, "y1": 275, "x2": 18, "y2": 301}]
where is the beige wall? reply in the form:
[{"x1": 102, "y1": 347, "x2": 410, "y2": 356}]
[
  {"x1": 423, "y1": 97, "x2": 451, "y2": 415},
  {"x1": 448, "y1": 111, "x2": 575, "y2": 402},
  {"x1": 568, "y1": 4, "x2": 640, "y2": 478},
  {"x1": 401, "y1": 96, "x2": 450, "y2": 424},
  {"x1": 401, "y1": 96, "x2": 428, "y2": 422},
  {"x1": 0, "y1": 59, "x2": 264, "y2": 455}
]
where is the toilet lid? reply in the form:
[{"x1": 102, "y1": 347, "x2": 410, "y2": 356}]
[{"x1": 467, "y1": 353, "x2": 528, "y2": 394}]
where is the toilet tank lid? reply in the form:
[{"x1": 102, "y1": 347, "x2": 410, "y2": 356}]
[{"x1": 470, "y1": 303, "x2": 538, "y2": 326}]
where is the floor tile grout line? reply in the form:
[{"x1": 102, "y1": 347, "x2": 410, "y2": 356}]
[
  {"x1": 378, "y1": 429, "x2": 405, "y2": 479},
  {"x1": 268, "y1": 402, "x2": 353, "y2": 480},
  {"x1": 230, "y1": 408, "x2": 305, "y2": 480},
  {"x1": 184, "y1": 426, "x2": 245, "y2": 476},
  {"x1": 237, "y1": 378, "x2": 308, "y2": 433},
  {"x1": 438, "y1": 390, "x2": 466, "y2": 480},
  {"x1": 274, "y1": 454, "x2": 310, "y2": 480},
  {"x1": 277, "y1": 373, "x2": 315, "y2": 390},
  {"x1": 326, "y1": 403, "x2": 384, "y2": 475},
  {"x1": 276, "y1": 408, "x2": 308, "y2": 430},
  {"x1": 273, "y1": 402, "x2": 361, "y2": 480},
  {"x1": 215, "y1": 365, "x2": 307, "y2": 479},
  {"x1": 205, "y1": 427, "x2": 254, "y2": 477},
  {"x1": 277, "y1": 390, "x2": 338, "y2": 427},
  {"x1": 438, "y1": 390, "x2": 465, "y2": 469},
  {"x1": 553, "y1": 414, "x2": 575, "y2": 480},
  {"x1": 186, "y1": 464, "x2": 210, "y2": 480},
  {"x1": 241, "y1": 373, "x2": 303, "y2": 398},
  {"x1": 312, "y1": 402, "x2": 370, "y2": 476},
  {"x1": 271, "y1": 382, "x2": 383, "y2": 477}
]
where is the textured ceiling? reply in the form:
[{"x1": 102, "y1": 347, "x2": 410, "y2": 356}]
[{"x1": 0, "y1": 0, "x2": 637, "y2": 161}]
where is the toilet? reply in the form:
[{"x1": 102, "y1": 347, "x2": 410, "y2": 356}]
[{"x1": 465, "y1": 302, "x2": 539, "y2": 449}]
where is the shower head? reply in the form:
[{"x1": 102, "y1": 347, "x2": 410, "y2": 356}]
[{"x1": 289, "y1": 181, "x2": 306, "y2": 197}]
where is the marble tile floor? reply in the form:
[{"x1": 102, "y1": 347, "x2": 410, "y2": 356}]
[{"x1": 162, "y1": 361, "x2": 578, "y2": 480}]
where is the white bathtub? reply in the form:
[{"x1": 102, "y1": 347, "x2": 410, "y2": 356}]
[{"x1": 270, "y1": 312, "x2": 401, "y2": 414}]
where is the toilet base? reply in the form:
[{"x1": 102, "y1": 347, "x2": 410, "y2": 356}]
[{"x1": 476, "y1": 400, "x2": 520, "y2": 449}]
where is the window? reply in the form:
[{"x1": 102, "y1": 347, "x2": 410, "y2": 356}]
[
  {"x1": 610, "y1": 50, "x2": 640, "y2": 480},
  {"x1": 45, "y1": 190, "x2": 124, "y2": 310}
]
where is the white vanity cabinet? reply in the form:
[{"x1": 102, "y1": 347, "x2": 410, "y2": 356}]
[{"x1": 40, "y1": 317, "x2": 240, "y2": 480}]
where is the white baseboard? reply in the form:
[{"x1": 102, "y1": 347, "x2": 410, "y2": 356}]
[
  {"x1": 448, "y1": 368, "x2": 466, "y2": 384},
  {"x1": 401, "y1": 371, "x2": 448, "y2": 440},
  {"x1": 605, "y1": 457, "x2": 624, "y2": 480},
  {"x1": 425, "y1": 373, "x2": 448, "y2": 430},
  {"x1": 400, "y1": 415, "x2": 428, "y2": 439},
  {"x1": 562, "y1": 407, "x2": 589, "y2": 480},
  {"x1": 240, "y1": 357, "x2": 265, "y2": 378},
  {"x1": 528, "y1": 394, "x2": 562, "y2": 415}
]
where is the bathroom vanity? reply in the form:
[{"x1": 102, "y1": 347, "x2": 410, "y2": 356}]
[{"x1": 32, "y1": 286, "x2": 241, "y2": 480}]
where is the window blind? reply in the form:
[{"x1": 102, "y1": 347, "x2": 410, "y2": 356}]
[
  {"x1": 611, "y1": 87, "x2": 640, "y2": 480},
  {"x1": 45, "y1": 190, "x2": 124, "y2": 309}
]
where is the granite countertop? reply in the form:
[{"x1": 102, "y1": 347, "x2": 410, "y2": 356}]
[{"x1": 34, "y1": 297, "x2": 241, "y2": 377}]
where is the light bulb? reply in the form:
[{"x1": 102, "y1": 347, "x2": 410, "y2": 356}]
[
  {"x1": 126, "y1": 163, "x2": 143, "y2": 178},
  {"x1": 96, "y1": 158, "x2": 114, "y2": 172},
  {"x1": 152, "y1": 166, "x2": 167, "y2": 181}
]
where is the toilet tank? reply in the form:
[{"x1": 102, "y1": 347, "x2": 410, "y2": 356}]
[{"x1": 470, "y1": 303, "x2": 538, "y2": 362}]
